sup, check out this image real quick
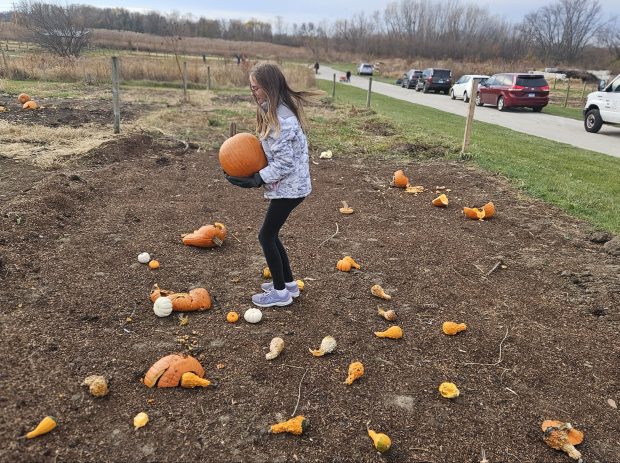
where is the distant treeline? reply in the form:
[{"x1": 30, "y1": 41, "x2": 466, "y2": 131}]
[{"x1": 0, "y1": 0, "x2": 616, "y2": 65}]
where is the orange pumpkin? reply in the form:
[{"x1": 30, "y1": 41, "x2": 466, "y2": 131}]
[
  {"x1": 143, "y1": 353, "x2": 205, "y2": 388},
  {"x1": 23, "y1": 100, "x2": 38, "y2": 110},
  {"x1": 150, "y1": 284, "x2": 212, "y2": 311},
  {"x1": 392, "y1": 170, "x2": 409, "y2": 188},
  {"x1": 182, "y1": 222, "x2": 227, "y2": 247},
  {"x1": 219, "y1": 132, "x2": 268, "y2": 177},
  {"x1": 18, "y1": 93, "x2": 31, "y2": 104}
]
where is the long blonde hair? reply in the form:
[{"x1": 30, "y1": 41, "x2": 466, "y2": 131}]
[{"x1": 250, "y1": 63, "x2": 316, "y2": 138}]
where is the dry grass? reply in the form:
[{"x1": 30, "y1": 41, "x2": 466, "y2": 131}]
[{"x1": 0, "y1": 120, "x2": 116, "y2": 168}]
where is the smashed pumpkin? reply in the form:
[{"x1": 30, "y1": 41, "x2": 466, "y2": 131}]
[
  {"x1": 392, "y1": 170, "x2": 409, "y2": 188},
  {"x1": 182, "y1": 222, "x2": 227, "y2": 247},
  {"x1": 150, "y1": 284, "x2": 212, "y2": 311},
  {"x1": 541, "y1": 420, "x2": 583, "y2": 461},
  {"x1": 143, "y1": 353, "x2": 205, "y2": 388},
  {"x1": 432, "y1": 193, "x2": 449, "y2": 207},
  {"x1": 463, "y1": 202, "x2": 495, "y2": 220}
]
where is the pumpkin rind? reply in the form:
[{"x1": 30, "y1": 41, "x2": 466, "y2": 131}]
[
  {"x1": 541, "y1": 420, "x2": 584, "y2": 445},
  {"x1": 143, "y1": 353, "x2": 205, "y2": 388},
  {"x1": 482, "y1": 201, "x2": 495, "y2": 218},
  {"x1": 182, "y1": 222, "x2": 227, "y2": 248},
  {"x1": 23, "y1": 100, "x2": 38, "y2": 110},
  {"x1": 432, "y1": 194, "x2": 449, "y2": 207},
  {"x1": 463, "y1": 207, "x2": 485, "y2": 220},
  {"x1": 219, "y1": 132, "x2": 268, "y2": 177}
]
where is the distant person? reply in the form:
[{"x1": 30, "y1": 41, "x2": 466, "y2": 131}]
[
  {"x1": 235, "y1": 54, "x2": 241, "y2": 65},
  {"x1": 346, "y1": 70, "x2": 351, "y2": 82},
  {"x1": 314, "y1": 61, "x2": 319, "y2": 74}
]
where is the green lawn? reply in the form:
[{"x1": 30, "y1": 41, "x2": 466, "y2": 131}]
[{"x1": 317, "y1": 81, "x2": 620, "y2": 233}]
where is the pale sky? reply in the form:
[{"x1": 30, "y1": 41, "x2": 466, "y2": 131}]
[{"x1": 1, "y1": 0, "x2": 619, "y2": 27}]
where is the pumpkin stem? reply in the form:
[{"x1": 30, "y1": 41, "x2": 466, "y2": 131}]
[{"x1": 212, "y1": 236, "x2": 223, "y2": 247}]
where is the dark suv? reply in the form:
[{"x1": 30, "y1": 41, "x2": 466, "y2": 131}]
[
  {"x1": 401, "y1": 69, "x2": 422, "y2": 89},
  {"x1": 415, "y1": 68, "x2": 452, "y2": 94}
]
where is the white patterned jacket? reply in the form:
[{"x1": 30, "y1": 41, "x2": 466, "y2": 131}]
[{"x1": 258, "y1": 104, "x2": 312, "y2": 199}]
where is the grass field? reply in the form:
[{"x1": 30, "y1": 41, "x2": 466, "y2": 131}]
[{"x1": 316, "y1": 80, "x2": 620, "y2": 233}]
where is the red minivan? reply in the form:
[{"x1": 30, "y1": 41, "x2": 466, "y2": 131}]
[{"x1": 475, "y1": 73, "x2": 549, "y2": 112}]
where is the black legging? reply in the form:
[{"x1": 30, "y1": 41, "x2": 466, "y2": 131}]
[{"x1": 258, "y1": 197, "x2": 305, "y2": 290}]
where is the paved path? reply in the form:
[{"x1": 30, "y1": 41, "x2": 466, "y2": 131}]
[{"x1": 316, "y1": 66, "x2": 620, "y2": 159}]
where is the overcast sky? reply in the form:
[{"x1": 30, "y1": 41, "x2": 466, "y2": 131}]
[{"x1": 1, "y1": 0, "x2": 619, "y2": 26}]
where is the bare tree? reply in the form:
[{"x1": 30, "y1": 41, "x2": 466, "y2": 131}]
[
  {"x1": 597, "y1": 18, "x2": 620, "y2": 60},
  {"x1": 519, "y1": 0, "x2": 603, "y2": 63},
  {"x1": 15, "y1": 1, "x2": 90, "y2": 57}
]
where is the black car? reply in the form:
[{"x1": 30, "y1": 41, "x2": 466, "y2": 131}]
[
  {"x1": 415, "y1": 68, "x2": 453, "y2": 94},
  {"x1": 401, "y1": 69, "x2": 422, "y2": 89}
]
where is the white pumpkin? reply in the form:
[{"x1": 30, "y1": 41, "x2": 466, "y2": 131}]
[
  {"x1": 243, "y1": 308, "x2": 262, "y2": 324},
  {"x1": 153, "y1": 297, "x2": 173, "y2": 317},
  {"x1": 138, "y1": 252, "x2": 151, "y2": 264}
]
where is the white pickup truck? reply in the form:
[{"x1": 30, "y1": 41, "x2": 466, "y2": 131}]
[{"x1": 583, "y1": 73, "x2": 620, "y2": 133}]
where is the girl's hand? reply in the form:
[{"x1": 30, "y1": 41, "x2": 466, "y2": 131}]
[{"x1": 225, "y1": 173, "x2": 265, "y2": 188}]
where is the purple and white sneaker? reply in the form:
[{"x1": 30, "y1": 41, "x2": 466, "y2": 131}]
[
  {"x1": 260, "y1": 281, "x2": 300, "y2": 298},
  {"x1": 252, "y1": 288, "x2": 293, "y2": 308}
]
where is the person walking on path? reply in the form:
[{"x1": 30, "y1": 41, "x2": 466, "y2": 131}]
[
  {"x1": 314, "y1": 61, "x2": 319, "y2": 74},
  {"x1": 346, "y1": 70, "x2": 351, "y2": 82},
  {"x1": 225, "y1": 63, "x2": 316, "y2": 308}
]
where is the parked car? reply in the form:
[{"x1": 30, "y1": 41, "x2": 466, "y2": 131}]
[
  {"x1": 583, "y1": 73, "x2": 620, "y2": 133},
  {"x1": 357, "y1": 63, "x2": 373, "y2": 76},
  {"x1": 415, "y1": 68, "x2": 452, "y2": 94},
  {"x1": 401, "y1": 69, "x2": 423, "y2": 89},
  {"x1": 450, "y1": 74, "x2": 489, "y2": 102},
  {"x1": 475, "y1": 73, "x2": 549, "y2": 111}
]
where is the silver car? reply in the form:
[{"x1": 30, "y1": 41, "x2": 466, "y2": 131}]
[
  {"x1": 450, "y1": 74, "x2": 489, "y2": 102},
  {"x1": 357, "y1": 63, "x2": 373, "y2": 76}
]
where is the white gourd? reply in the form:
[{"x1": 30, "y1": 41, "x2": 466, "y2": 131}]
[
  {"x1": 138, "y1": 252, "x2": 151, "y2": 264},
  {"x1": 153, "y1": 297, "x2": 173, "y2": 317},
  {"x1": 244, "y1": 308, "x2": 262, "y2": 324}
]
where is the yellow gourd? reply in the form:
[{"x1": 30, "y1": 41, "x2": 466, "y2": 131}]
[
  {"x1": 24, "y1": 416, "x2": 57, "y2": 439},
  {"x1": 344, "y1": 361, "x2": 364, "y2": 385},
  {"x1": 374, "y1": 326, "x2": 403, "y2": 339},
  {"x1": 439, "y1": 382, "x2": 460, "y2": 398},
  {"x1": 296, "y1": 279, "x2": 305, "y2": 291},
  {"x1": 269, "y1": 415, "x2": 308, "y2": 435},
  {"x1": 371, "y1": 284, "x2": 391, "y2": 300},
  {"x1": 226, "y1": 311, "x2": 239, "y2": 323},
  {"x1": 343, "y1": 256, "x2": 360, "y2": 269},
  {"x1": 262, "y1": 267, "x2": 271, "y2": 278},
  {"x1": 442, "y1": 321, "x2": 467, "y2": 335},
  {"x1": 180, "y1": 371, "x2": 214, "y2": 388},
  {"x1": 368, "y1": 428, "x2": 392, "y2": 453},
  {"x1": 133, "y1": 412, "x2": 149, "y2": 429}
]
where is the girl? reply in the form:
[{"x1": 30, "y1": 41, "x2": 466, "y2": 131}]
[{"x1": 226, "y1": 63, "x2": 314, "y2": 308}]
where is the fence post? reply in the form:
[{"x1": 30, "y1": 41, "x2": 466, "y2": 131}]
[
  {"x1": 183, "y1": 61, "x2": 188, "y2": 102},
  {"x1": 207, "y1": 65, "x2": 211, "y2": 90},
  {"x1": 332, "y1": 73, "x2": 336, "y2": 98},
  {"x1": 366, "y1": 77, "x2": 372, "y2": 108},
  {"x1": 111, "y1": 56, "x2": 120, "y2": 134},
  {"x1": 563, "y1": 79, "x2": 571, "y2": 108},
  {"x1": 461, "y1": 78, "x2": 478, "y2": 155},
  {"x1": 229, "y1": 122, "x2": 237, "y2": 138},
  {"x1": 579, "y1": 81, "x2": 587, "y2": 105}
]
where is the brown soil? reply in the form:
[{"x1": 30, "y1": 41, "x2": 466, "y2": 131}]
[{"x1": 0, "y1": 121, "x2": 619, "y2": 462}]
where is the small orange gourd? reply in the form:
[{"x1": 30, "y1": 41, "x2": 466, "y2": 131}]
[
  {"x1": 442, "y1": 321, "x2": 467, "y2": 335},
  {"x1": 374, "y1": 326, "x2": 403, "y2": 339},
  {"x1": 392, "y1": 170, "x2": 409, "y2": 188},
  {"x1": 148, "y1": 260, "x2": 160, "y2": 269},
  {"x1": 219, "y1": 132, "x2": 268, "y2": 176},
  {"x1": 24, "y1": 416, "x2": 57, "y2": 439},
  {"x1": 344, "y1": 361, "x2": 364, "y2": 385},
  {"x1": 17, "y1": 93, "x2": 31, "y2": 104},
  {"x1": 270, "y1": 415, "x2": 308, "y2": 435},
  {"x1": 336, "y1": 259, "x2": 352, "y2": 272},
  {"x1": 180, "y1": 371, "x2": 214, "y2": 388},
  {"x1": 343, "y1": 256, "x2": 360, "y2": 269},
  {"x1": 432, "y1": 193, "x2": 449, "y2": 207},
  {"x1": 143, "y1": 353, "x2": 205, "y2": 388},
  {"x1": 182, "y1": 222, "x2": 227, "y2": 248},
  {"x1": 226, "y1": 311, "x2": 239, "y2": 323}
]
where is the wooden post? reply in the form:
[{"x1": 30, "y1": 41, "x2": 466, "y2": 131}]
[
  {"x1": 366, "y1": 77, "x2": 372, "y2": 108},
  {"x1": 229, "y1": 122, "x2": 237, "y2": 138},
  {"x1": 207, "y1": 65, "x2": 211, "y2": 90},
  {"x1": 111, "y1": 56, "x2": 120, "y2": 134},
  {"x1": 461, "y1": 78, "x2": 478, "y2": 155},
  {"x1": 563, "y1": 79, "x2": 571, "y2": 107},
  {"x1": 553, "y1": 77, "x2": 557, "y2": 90},
  {"x1": 332, "y1": 73, "x2": 336, "y2": 98},
  {"x1": 183, "y1": 61, "x2": 188, "y2": 102},
  {"x1": 579, "y1": 81, "x2": 587, "y2": 105}
]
